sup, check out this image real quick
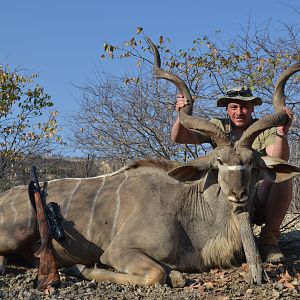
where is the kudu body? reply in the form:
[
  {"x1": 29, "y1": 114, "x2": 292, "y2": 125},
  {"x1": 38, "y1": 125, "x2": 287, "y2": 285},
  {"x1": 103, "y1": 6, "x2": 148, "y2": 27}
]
[{"x1": 0, "y1": 39, "x2": 299, "y2": 286}]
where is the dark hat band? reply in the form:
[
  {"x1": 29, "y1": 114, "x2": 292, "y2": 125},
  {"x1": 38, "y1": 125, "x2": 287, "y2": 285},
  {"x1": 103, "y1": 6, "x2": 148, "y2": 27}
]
[{"x1": 217, "y1": 96, "x2": 262, "y2": 107}]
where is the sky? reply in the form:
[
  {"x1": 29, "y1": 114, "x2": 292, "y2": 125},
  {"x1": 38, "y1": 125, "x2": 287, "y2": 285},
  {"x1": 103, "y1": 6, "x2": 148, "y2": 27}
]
[{"x1": 1, "y1": 0, "x2": 299, "y2": 154}]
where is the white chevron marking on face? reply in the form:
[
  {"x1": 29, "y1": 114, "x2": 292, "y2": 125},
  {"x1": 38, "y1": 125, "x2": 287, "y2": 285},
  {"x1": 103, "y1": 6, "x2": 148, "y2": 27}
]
[{"x1": 226, "y1": 165, "x2": 245, "y2": 171}]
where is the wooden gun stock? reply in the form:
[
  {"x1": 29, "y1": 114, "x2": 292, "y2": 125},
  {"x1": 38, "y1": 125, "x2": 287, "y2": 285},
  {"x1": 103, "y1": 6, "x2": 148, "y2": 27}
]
[{"x1": 30, "y1": 181, "x2": 60, "y2": 293}]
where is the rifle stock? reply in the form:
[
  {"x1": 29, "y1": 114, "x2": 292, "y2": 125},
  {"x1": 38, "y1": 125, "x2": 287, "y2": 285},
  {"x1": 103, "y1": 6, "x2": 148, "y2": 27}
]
[
  {"x1": 33, "y1": 190, "x2": 60, "y2": 291},
  {"x1": 29, "y1": 167, "x2": 60, "y2": 293}
]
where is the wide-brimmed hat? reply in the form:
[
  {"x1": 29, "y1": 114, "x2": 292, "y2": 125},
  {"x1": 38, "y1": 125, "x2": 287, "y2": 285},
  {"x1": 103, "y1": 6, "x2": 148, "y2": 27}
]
[{"x1": 217, "y1": 86, "x2": 262, "y2": 107}]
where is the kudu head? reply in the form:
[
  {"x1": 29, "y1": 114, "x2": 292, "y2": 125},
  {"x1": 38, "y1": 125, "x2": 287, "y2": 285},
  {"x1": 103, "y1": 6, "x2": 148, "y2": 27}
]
[{"x1": 146, "y1": 37, "x2": 300, "y2": 210}]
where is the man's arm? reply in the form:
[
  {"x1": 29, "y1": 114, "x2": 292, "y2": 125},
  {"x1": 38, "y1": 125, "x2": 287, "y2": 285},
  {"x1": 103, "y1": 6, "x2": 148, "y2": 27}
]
[
  {"x1": 171, "y1": 116, "x2": 203, "y2": 144},
  {"x1": 266, "y1": 107, "x2": 293, "y2": 160},
  {"x1": 171, "y1": 94, "x2": 210, "y2": 144}
]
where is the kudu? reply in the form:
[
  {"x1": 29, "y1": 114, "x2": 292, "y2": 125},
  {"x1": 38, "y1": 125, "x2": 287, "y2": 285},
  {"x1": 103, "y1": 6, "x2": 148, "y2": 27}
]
[{"x1": 0, "y1": 39, "x2": 299, "y2": 287}]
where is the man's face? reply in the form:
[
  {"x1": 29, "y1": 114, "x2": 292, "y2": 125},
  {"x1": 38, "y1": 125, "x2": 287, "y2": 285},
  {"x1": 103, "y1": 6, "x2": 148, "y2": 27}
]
[{"x1": 226, "y1": 101, "x2": 254, "y2": 129}]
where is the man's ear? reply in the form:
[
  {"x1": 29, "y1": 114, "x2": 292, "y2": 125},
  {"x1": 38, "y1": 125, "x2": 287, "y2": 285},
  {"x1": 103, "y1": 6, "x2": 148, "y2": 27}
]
[{"x1": 258, "y1": 156, "x2": 300, "y2": 183}]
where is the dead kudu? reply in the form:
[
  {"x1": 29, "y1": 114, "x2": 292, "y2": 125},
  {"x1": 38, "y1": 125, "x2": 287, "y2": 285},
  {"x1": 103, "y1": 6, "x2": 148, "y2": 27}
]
[{"x1": 0, "y1": 39, "x2": 299, "y2": 287}]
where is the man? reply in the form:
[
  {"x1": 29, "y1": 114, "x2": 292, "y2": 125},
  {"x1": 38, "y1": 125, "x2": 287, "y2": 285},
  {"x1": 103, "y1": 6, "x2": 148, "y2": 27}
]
[{"x1": 171, "y1": 87, "x2": 293, "y2": 263}]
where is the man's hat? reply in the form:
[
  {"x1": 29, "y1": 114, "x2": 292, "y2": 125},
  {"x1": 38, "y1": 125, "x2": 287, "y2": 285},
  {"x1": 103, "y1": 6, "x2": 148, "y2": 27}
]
[{"x1": 217, "y1": 86, "x2": 262, "y2": 107}]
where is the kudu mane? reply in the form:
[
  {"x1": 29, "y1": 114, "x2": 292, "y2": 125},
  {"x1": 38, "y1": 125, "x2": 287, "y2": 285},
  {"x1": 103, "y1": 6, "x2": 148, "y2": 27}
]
[{"x1": 124, "y1": 158, "x2": 178, "y2": 173}]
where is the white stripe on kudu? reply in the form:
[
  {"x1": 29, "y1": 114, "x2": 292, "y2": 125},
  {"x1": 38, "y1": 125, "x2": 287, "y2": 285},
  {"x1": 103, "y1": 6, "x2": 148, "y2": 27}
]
[
  {"x1": 27, "y1": 196, "x2": 34, "y2": 229},
  {"x1": 63, "y1": 180, "x2": 81, "y2": 218},
  {"x1": 110, "y1": 171, "x2": 128, "y2": 242},
  {"x1": 86, "y1": 177, "x2": 106, "y2": 240},
  {"x1": 11, "y1": 188, "x2": 22, "y2": 224},
  {"x1": 0, "y1": 189, "x2": 13, "y2": 225}
]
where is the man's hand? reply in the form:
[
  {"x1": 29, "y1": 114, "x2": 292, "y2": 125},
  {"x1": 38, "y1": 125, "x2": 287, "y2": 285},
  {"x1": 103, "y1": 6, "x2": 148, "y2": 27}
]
[
  {"x1": 277, "y1": 107, "x2": 294, "y2": 135},
  {"x1": 175, "y1": 94, "x2": 188, "y2": 112}
]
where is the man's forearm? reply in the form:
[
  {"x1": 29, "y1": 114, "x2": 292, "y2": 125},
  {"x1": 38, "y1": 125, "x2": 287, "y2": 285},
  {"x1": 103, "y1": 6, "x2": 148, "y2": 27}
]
[
  {"x1": 266, "y1": 132, "x2": 290, "y2": 161},
  {"x1": 171, "y1": 116, "x2": 200, "y2": 144},
  {"x1": 267, "y1": 106, "x2": 294, "y2": 161}
]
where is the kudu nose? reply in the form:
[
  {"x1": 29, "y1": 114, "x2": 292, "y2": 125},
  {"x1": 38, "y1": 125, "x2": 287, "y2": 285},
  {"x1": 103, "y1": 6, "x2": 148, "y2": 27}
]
[{"x1": 228, "y1": 187, "x2": 248, "y2": 203}]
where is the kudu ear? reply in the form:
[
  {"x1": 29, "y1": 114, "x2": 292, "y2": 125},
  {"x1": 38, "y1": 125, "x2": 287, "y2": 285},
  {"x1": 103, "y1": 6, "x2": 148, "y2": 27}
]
[
  {"x1": 258, "y1": 156, "x2": 300, "y2": 183},
  {"x1": 168, "y1": 156, "x2": 213, "y2": 182}
]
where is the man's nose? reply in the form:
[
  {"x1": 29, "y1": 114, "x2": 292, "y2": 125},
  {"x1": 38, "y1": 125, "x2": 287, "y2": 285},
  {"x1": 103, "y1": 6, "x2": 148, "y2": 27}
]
[{"x1": 236, "y1": 107, "x2": 243, "y2": 115}]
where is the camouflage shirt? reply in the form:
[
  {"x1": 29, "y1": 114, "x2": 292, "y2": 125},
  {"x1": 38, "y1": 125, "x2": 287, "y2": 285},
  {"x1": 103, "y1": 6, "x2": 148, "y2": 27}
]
[{"x1": 196, "y1": 118, "x2": 276, "y2": 156}]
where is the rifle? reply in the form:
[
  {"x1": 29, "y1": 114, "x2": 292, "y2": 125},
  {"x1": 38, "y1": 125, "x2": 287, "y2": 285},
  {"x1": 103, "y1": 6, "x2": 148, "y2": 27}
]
[{"x1": 29, "y1": 166, "x2": 62, "y2": 293}]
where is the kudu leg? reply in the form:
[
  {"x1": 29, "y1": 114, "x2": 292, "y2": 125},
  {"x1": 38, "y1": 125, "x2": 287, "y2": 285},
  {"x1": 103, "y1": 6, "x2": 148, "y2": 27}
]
[
  {"x1": 237, "y1": 212, "x2": 263, "y2": 284},
  {"x1": 67, "y1": 250, "x2": 167, "y2": 286}
]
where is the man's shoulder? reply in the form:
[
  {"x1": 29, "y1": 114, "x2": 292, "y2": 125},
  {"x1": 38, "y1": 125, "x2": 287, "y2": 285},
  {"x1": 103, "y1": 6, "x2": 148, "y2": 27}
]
[
  {"x1": 210, "y1": 118, "x2": 230, "y2": 132},
  {"x1": 253, "y1": 118, "x2": 276, "y2": 139},
  {"x1": 252, "y1": 123, "x2": 276, "y2": 152}
]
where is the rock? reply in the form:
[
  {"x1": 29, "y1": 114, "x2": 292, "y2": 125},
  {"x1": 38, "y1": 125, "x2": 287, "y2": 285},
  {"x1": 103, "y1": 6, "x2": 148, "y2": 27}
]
[
  {"x1": 272, "y1": 290, "x2": 280, "y2": 299},
  {"x1": 169, "y1": 270, "x2": 187, "y2": 288},
  {"x1": 154, "y1": 282, "x2": 162, "y2": 289},
  {"x1": 274, "y1": 282, "x2": 284, "y2": 291}
]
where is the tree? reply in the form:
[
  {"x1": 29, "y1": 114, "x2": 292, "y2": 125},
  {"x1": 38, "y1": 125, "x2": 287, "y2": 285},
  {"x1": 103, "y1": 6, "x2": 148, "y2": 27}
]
[
  {"x1": 71, "y1": 72, "x2": 178, "y2": 164},
  {"x1": 0, "y1": 65, "x2": 61, "y2": 190},
  {"x1": 70, "y1": 20, "x2": 300, "y2": 168}
]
